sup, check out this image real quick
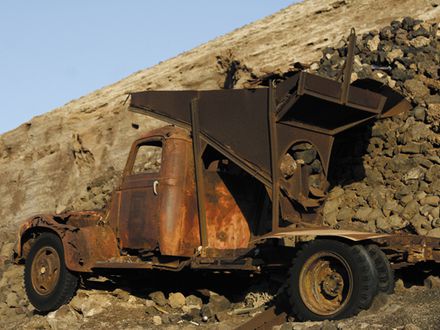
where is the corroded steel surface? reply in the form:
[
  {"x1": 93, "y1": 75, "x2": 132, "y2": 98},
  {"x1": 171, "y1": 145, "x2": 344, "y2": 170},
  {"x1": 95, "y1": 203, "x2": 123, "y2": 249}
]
[
  {"x1": 204, "y1": 171, "x2": 253, "y2": 250},
  {"x1": 15, "y1": 212, "x2": 120, "y2": 272},
  {"x1": 299, "y1": 251, "x2": 352, "y2": 316},
  {"x1": 156, "y1": 132, "x2": 200, "y2": 256},
  {"x1": 106, "y1": 126, "x2": 264, "y2": 256},
  {"x1": 373, "y1": 234, "x2": 440, "y2": 265},
  {"x1": 31, "y1": 246, "x2": 60, "y2": 296},
  {"x1": 251, "y1": 227, "x2": 391, "y2": 243}
]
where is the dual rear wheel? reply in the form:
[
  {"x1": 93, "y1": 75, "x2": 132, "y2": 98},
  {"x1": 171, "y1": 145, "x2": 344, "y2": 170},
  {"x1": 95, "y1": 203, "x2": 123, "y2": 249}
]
[{"x1": 286, "y1": 239, "x2": 393, "y2": 321}]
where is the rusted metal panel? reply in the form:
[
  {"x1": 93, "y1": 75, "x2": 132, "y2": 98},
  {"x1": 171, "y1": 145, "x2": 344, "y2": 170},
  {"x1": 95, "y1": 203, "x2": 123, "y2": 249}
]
[
  {"x1": 204, "y1": 171, "x2": 253, "y2": 250},
  {"x1": 340, "y1": 28, "x2": 357, "y2": 105},
  {"x1": 14, "y1": 212, "x2": 120, "y2": 272},
  {"x1": 116, "y1": 135, "x2": 163, "y2": 250},
  {"x1": 268, "y1": 82, "x2": 281, "y2": 232},
  {"x1": 372, "y1": 234, "x2": 440, "y2": 264},
  {"x1": 111, "y1": 126, "x2": 264, "y2": 257},
  {"x1": 130, "y1": 88, "x2": 272, "y2": 184},
  {"x1": 103, "y1": 127, "x2": 200, "y2": 257},
  {"x1": 66, "y1": 224, "x2": 120, "y2": 271},
  {"x1": 157, "y1": 131, "x2": 201, "y2": 256},
  {"x1": 155, "y1": 133, "x2": 260, "y2": 255},
  {"x1": 118, "y1": 185, "x2": 159, "y2": 249},
  {"x1": 250, "y1": 227, "x2": 391, "y2": 244},
  {"x1": 191, "y1": 97, "x2": 208, "y2": 248}
]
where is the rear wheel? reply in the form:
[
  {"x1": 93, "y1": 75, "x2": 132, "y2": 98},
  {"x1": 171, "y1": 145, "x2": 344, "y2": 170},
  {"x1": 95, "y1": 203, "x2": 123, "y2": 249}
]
[
  {"x1": 24, "y1": 232, "x2": 79, "y2": 312},
  {"x1": 366, "y1": 244, "x2": 394, "y2": 294},
  {"x1": 286, "y1": 239, "x2": 378, "y2": 321}
]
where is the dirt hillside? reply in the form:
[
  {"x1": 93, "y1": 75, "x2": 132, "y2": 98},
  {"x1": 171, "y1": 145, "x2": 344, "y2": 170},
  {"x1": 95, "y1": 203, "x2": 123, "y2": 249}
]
[{"x1": 1, "y1": 0, "x2": 440, "y2": 230}]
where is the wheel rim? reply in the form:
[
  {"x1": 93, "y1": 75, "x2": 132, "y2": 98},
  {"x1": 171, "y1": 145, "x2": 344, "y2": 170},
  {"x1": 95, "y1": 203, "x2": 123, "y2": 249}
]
[
  {"x1": 299, "y1": 251, "x2": 353, "y2": 316},
  {"x1": 31, "y1": 246, "x2": 61, "y2": 296}
]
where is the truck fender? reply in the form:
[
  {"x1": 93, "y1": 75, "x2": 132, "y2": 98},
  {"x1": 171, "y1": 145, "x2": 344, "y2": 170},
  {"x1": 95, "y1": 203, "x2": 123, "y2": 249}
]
[{"x1": 14, "y1": 214, "x2": 120, "y2": 272}]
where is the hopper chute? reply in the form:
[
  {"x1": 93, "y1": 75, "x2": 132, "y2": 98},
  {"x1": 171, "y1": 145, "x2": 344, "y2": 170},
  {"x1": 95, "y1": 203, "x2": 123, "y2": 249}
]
[{"x1": 129, "y1": 29, "x2": 410, "y2": 229}]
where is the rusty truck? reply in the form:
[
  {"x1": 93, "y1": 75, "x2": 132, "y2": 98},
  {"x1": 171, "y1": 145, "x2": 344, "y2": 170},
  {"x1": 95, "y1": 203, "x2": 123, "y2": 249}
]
[{"x1": 13, "y1": 31, "x2": 440, "y2": 321}]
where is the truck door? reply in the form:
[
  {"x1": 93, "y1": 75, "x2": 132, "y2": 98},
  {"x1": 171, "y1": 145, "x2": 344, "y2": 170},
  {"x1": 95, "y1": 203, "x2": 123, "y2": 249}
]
[{"x1": 118, "y1": 138, "x2": 163, "y2": 250}]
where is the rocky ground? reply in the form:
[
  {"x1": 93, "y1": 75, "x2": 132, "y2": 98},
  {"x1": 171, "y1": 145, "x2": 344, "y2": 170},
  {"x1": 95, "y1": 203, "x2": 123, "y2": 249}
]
[{"x1": 1, "y1": 239, "x2": 440, "y2": 329}]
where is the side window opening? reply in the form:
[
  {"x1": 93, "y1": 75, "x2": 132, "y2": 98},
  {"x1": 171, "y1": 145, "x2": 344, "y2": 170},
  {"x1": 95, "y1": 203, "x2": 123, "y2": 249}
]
[{"x1": 132, "y1": 141, "x2": 163, "y2": 174}]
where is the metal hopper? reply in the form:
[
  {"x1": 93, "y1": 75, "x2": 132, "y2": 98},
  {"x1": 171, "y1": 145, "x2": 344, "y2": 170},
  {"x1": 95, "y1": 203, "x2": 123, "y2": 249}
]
[{"x1": 129, "y1": 29, "x2": 410, "y2": 230}]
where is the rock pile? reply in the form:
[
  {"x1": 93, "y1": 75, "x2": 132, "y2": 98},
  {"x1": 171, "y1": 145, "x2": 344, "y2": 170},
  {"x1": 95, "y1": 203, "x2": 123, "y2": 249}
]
[{"x1": 312, "y1": 17, "x2": 440, "y2": 236}]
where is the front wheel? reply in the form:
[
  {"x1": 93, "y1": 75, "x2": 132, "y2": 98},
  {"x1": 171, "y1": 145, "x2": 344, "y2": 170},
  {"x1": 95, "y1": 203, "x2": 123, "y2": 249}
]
[
  {"x1": 286, "y1": 239, "x2": 378, "y2": 321},
  {"x1": 24, "y1": 232, "x2": 79, "y2": 312}
]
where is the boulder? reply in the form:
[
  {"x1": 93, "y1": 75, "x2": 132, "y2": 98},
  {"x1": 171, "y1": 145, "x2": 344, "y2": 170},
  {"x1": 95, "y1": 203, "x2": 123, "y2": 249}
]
[
  {"x1": 424, "y1": 275, "x2": 440, "y2": 289},
  {"x1": 293, "y1": 149, "x2": 317, "y2": 165},
  {"x1": 420, "y1": 195, "x2": 440, "y2": 207},
  {"x1": 73, "y1": 293, "x2": 112, "y2": 317},
  {"x1": 47, "y1": 305, "x2": 82, "y2": 330},
  {"x1": 337, "y1": 208, "x2": 355, "y2": 222},
  {"x1": 152, "y1": 315, "x2": 162, "y2": 326},
  {"x1": 386, "y1": 48, "x2": 404, "y2": 62},
  {"x1": 185, "y1": 295, "x2": 203, "y2": 309},
  {"x1": 367, "y1": 35, "x2": 380, "y2": 51},
  {"x1": 404, "y1": 79, "x2": 430, "y2": 99},
  {"x1": 112, "y1": 288, "x2": 130, "y2": 302},
  {"x1": 168, "y1": 292, "x2": 186, "y2": 309},
  {"x1": 6, "y1": 292, "x2": 19, "y2": 307},
  {"x1": 412, "y1": 107, "x2": 426, "y2": 121},
  {"x1": 401, "y1": 200, "x2": 420, "y2": 220},
  {"x1": 353, "y1": 207, "x2": 374, "y2": 223},
  {"x1": 427, "y1": 228, "x2": 440, "y2": 238},
  {"x1": 376, "y1": 214, "x2": 408, "y2": 232},
  {"x1": 409, "y1": 36, "x2": 431, "y2": 48},
  {"x1": 148, "y1": 291, "x2": 167, "y2": 307},
  {"x1": 201, "y1": 294, "x2": 231, "y2": 318}
]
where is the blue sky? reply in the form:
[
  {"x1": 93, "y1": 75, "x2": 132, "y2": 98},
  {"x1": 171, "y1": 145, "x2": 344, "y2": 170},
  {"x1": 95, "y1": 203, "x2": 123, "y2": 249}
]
[{"x1": 0, "y1": 1, "x2": 298, "y2": 134}]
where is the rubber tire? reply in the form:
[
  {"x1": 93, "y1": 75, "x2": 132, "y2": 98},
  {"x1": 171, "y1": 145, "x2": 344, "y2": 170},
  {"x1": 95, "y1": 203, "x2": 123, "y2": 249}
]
[
  {"x1": 286, "y1": 239, "x2": 379, "y2": 321},
  {"x1": 366, "y1": 244, "x2": 395, "y2": 294},
  {"x1": 24, "y1": 232, "x2": 79, "y2": 312}
]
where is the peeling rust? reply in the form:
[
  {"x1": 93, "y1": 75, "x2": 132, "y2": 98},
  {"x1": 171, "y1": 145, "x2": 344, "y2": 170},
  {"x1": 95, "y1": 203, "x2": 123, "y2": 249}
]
[{"x1": 15, "y1": 212, "x2": 119, "y2": 272}]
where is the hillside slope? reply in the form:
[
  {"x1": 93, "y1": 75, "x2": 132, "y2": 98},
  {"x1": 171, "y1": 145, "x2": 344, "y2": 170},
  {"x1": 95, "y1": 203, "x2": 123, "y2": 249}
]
[{"x1": 1, "y1": 0, "x2": 440, "y2": 229}]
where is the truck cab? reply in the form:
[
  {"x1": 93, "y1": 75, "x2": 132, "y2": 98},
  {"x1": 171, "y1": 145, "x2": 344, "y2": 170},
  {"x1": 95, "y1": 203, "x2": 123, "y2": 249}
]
[{"x1": 105, "y1": 125, "x2": 271, "y2": 258}]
